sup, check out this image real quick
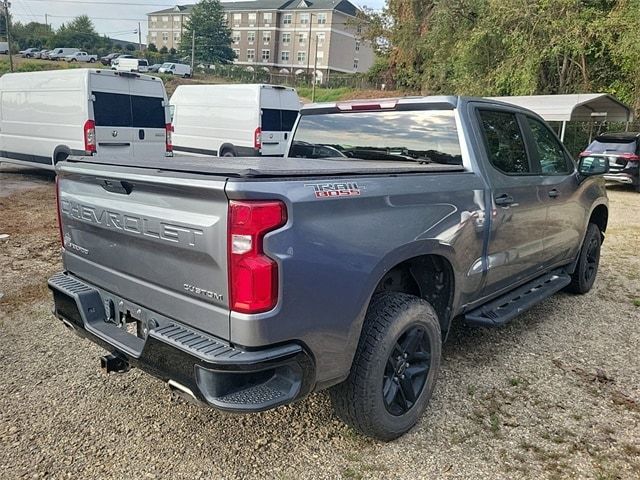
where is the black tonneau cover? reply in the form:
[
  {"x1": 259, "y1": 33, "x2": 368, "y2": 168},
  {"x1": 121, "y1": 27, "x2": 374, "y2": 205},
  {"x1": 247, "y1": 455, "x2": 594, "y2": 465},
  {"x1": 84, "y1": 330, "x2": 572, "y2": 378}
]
[{"x1": 66, "y1": 154, "x2": 465, "y2": 178}]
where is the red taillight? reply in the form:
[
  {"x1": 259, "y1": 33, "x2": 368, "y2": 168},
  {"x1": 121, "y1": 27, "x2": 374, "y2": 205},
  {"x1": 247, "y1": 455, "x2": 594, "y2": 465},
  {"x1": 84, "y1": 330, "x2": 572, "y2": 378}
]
[
  {"x1": 579, "y1": 151, "x2": 590, "y2": 157},
  {"x1": 83, "y1": 119, "x2": 96, "y2": 154},
  {"x1": 254, "y1": 127, "x2": 262, "y2": 150},
  {"x1": 166, "y1": 123, "x2": 173, "y2": 154},
  {"x1": 620, "y1": 153, "x2": 640, "y2": 160},
  {"x1": 228, "y1": 200, "x2": 287, "y2": 314},
  {"x1": 55, "y1": 176, "x2": 64, "y2": 246}
]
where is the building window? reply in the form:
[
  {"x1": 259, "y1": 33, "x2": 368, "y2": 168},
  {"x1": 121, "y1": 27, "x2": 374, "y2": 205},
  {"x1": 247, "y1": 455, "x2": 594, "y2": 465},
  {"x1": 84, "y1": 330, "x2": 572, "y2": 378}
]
[
  {"x1": 162, "y1": 32, "x2": 168, "y2": 42},
  {"x1": 262, "y1": 49, "x2": 270, "y2": 61},
  {"x1": 151, "y1": 16, "x2": 158, "y2": 23},
  {"x1": 298, "y1": 33, "x2": 306, "y2": 45},
  {"x1": 262, "y1": 31, "x2": 271, "y2": 43},
  {"x1": 162, "y1": 16, "x2": 168, "y2": 22},
  {"x1": 151, "y1": 31, "x2": 157, "y2": 38},
  {"x1": 317, "y1": 32, "x2": 325, "y2": 46},
  {"x1": 282, "y1": 33, "x2": 291, "y2": 44},
  {"x1": 247, "y1": 49, "x2": 255, "y2": 61},
  {"x1": 281, "y1": 51, "x2": 290, "y2": 61},
  {"x1": 297, "y1": 51, "x2": 306, "y2": 63},
  {"x1": 355, "y1": 40, "x2": 360, "y2": 52},
  {"x1": 247, "y1": 31, "x2": 255, "y2": 43},
  {"x1": 233, "y1": 13, "x2": 241, "y2": 24},
  {"x1": 174, "y1": 33, "x2": 180, "y2": 42},
  {"x1": 233, "y1": 48, "x2": 240, "y2": 58},
  {"x1": 353, "y1": 58, "x2": 359, "y2": 70},
  {"x1": 232, "y1": 31, "x2": 240, "y2": 44},
  {"x1": 248, "y1": 12, "x2": 256, "y2": 25},
  {"x1": 300, "y1": 13, "x2": 310, "y2": 24},
  {"x1": 173, "y1": 15, "x2": 181, "y2": 22},
  {"x1": 283, "y1": 13, "x2": 292, "y2": 25},
  {"x1": 223, "y1": 13, "x2": 228, "y2": 23},
  {"x1": 317, "y1": 50, "x2": 324, "y2": 60},
  {"x1": 263, "y1": 12, "x2": 272, "y2": 24},
  {"x1": 317, "y1": 13, "x2": 327, "y2": 24},
  {"x1": 357, "y1": 24, "x2": 362, "y2": 34}
]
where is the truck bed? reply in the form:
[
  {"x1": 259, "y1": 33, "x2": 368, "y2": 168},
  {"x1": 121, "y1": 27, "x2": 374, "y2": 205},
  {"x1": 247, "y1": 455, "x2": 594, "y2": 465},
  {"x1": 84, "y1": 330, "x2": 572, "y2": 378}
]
[{"x1": 65, "y1": 154, "x2": 465, "y2": 178}]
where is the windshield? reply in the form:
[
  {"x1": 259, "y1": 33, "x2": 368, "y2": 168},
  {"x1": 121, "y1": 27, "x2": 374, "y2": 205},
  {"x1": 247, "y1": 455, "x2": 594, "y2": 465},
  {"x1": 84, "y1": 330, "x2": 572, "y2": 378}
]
[
  {"x1": 290, "y1": 109, "x2": 463, "y2": 164},
  {"x1": 587, "y1": 138, "x2": 637, "y2": 154},
  {"x1": 161, "y1": 63, "x2": 173, "y2": 68}
]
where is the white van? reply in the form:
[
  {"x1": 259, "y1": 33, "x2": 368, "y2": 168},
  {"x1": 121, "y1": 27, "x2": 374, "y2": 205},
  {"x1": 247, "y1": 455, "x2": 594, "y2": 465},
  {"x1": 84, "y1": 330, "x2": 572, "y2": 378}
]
[
  {"x1": 114, "y1": 58, "x2": 149, "y2": 73},
  {"x1": 158, "y1": 62, "x2": 191, "y2": 78},
  {"x1": 48, "y1": 48, "x2": 80, "y2": 60},
  {"x1": 0, "y1": 42, "x2": 9, "y2": 54},
  {"x1": 170, "y1": 84, "x2": 300, "y2": 157},
  {"x1": 0, "y1": 69, "x2": 172, "y2": 171}
]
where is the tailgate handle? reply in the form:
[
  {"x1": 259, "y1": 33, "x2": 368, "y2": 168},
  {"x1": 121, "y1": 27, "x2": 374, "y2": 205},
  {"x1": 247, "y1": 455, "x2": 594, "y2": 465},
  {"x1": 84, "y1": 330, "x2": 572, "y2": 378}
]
[
  {"x1": 101, "y1": 179, "x2": 133, "y2": 195},
  {"x1": 138, "y1": 129, "x2": 145, "y2": 140}
]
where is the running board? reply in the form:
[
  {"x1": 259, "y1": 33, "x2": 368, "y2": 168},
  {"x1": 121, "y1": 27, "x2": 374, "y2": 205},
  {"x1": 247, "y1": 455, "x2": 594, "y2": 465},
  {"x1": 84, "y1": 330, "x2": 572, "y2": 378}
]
[{"x1": 465, "y1": 271, "x2": 571, "y2": 327}]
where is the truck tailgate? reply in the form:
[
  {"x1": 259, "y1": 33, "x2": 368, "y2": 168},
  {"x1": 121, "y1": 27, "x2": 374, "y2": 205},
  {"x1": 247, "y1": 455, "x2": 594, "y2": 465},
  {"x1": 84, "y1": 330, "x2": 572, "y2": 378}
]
[{"x1": 56, "y1": 162, "x2": 231, "y2": 339}]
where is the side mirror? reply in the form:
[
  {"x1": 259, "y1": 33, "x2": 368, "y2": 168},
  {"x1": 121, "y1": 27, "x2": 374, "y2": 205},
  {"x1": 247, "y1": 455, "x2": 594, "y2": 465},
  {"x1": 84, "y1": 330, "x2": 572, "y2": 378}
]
[{"x1": 578, "y1": 155, "x2": 609, "y2": 178}]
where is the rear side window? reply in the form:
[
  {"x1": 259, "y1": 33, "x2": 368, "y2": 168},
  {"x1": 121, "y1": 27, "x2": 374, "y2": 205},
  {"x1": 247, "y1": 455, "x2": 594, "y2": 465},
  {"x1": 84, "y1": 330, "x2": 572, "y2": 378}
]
[
  {"x1": 526, "y1": 117, "x2": 571, "y2": 174},
  {"x1": 479, "y1": 110, "x2": 530, "y2": 174},
  {"x1": 93, "y1": 92, "x2": 165, "y2": 128},
  {"x1": 262, "y1": 108, "x2": 299, "y2": 132}
]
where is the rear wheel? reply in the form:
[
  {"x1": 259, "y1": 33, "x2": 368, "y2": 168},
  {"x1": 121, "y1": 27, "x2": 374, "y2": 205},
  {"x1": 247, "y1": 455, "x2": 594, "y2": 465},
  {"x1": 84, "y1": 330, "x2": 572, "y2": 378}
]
[
  {"x1": 89, "y1": 58, "x2": 95, "y2": 63},
  {"x1": 221, "y1": 149, "x2": 235, "y2": 157},
  {"x1": 329, "y1": 292, "x2": 441, "y2": 441},
  {"x1": 566, "y1": 223, "x2": 601, "y2": 294}
]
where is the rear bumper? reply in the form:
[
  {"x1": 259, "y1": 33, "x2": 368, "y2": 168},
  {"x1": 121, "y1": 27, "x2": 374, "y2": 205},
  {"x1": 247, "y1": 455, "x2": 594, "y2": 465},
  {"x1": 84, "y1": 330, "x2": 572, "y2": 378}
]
[
  {"x1": 48, "y1": 272, "x2": 315, "y2": 412},
  {"x1": 604, "y1": 173, "x2": 636, "y2": 185}
]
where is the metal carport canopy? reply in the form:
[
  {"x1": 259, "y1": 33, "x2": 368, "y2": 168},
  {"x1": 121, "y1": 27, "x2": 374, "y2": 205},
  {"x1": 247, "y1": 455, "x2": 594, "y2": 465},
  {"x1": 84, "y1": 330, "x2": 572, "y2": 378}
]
[
  {"x1": 485, "y1": 94, "x2": 633, "y2": 141},
  {"x1": 486, "y1": 94, "x2": 633, "y2": 122}
]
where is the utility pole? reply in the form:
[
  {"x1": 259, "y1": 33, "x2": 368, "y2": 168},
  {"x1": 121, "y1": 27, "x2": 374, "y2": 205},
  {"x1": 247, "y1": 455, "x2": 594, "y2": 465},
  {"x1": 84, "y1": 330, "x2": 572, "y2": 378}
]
[
  {"x1": 44, "y1": 13, "x2": 48, "y2": 28},
  {"x1": 311, "y1": 34, "x2": 319, "y2": 102},
  {"x1": 306, "y1": 13, "x2": 312, "y2": 79},
  {"x1": 137, "y1": 22, "x2": 142, "y2": 51},
  {"x1": 190, "y1": 28, "x2": 195, "y2": 73},
  {"x1": 3, "y1": 0, "x2": 13, "y2": 73}
]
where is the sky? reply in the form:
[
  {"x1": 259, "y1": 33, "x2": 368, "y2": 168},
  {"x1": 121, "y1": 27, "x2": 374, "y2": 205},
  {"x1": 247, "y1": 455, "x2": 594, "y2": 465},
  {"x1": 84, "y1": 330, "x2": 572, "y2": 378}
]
[{"x1": 11, "y1": 0, "x2": 385, "y2": 44}]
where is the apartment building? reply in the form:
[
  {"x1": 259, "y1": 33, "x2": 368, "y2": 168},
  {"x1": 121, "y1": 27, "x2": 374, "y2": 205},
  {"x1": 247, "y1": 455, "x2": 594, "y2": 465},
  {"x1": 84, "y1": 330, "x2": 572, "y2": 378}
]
[{"x1": 147, "y1": 0, "x2": 374, "y2": 79}]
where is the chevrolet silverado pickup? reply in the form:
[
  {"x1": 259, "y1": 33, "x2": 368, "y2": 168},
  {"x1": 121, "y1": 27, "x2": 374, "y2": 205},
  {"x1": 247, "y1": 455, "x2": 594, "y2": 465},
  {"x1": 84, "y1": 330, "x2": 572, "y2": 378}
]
[{"x1": 49, "y1": 96, "x2": 610, "y2": 440}]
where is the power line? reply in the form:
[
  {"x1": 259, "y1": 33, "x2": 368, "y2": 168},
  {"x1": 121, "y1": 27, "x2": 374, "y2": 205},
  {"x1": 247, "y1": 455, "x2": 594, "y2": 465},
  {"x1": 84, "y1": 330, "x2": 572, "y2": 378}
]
[
  {"x1": 22, "y1": 0, "x2": 177, "y2": 6},
  {"x1": 12, "y1": 12, "x2": 147, "y2": 21}
]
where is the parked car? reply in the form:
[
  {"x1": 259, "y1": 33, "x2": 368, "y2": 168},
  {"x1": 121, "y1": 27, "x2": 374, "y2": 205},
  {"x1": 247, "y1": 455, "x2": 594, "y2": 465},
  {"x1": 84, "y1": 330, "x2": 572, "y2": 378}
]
[
  {"x1": 100, "y1": 52, "x2": 120, "y2": 66},
  {"x1": 0, "y1": 68, "x2": 172, "y2": 171},
  {"x1": 20, "y1": 47, "x2": 40, "y2": 58},
  {"x1": 0, "y1": 42, "x2": 9, "y2": 54},
  {"x1": 158, "y1": 62, "x2": 191, "y2": 77},
  {"x1": 113, "y1": 58, "x2": 148, "y2": 73},
  {"x1": 48, "y1": 48, "x2": 79, "y2": 60},
  {"x1": 34, "y1": 49, "x2": 49, "y2": 59},
  {"x1": 64, "y1": 51, "x2": 97, "y2": 63},
  {"x1": 49, "y1": 96, "x2": 609, "y2": 441},
  {"x1": 170, "y1": 84, "x2": 300, "y2": 157},
  {"x1": 148, "y1": 63, "x2": 162, "y2": 73},
  {"x1": 581, "y1": 132, "x2": 640, "y2": 192}
]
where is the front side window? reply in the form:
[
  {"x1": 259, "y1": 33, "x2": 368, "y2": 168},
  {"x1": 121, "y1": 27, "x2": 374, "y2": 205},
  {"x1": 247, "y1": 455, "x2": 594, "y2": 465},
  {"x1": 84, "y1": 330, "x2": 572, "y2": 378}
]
[
  {"x1": 479, "y1": 110, "x2": 530, "y2": 174},
  {"x1": 526, "y1": 117, "x2": 571, "y2": 174},
  {"x1": 291, "y1": 109, "x2": 463, "y2": 165}
]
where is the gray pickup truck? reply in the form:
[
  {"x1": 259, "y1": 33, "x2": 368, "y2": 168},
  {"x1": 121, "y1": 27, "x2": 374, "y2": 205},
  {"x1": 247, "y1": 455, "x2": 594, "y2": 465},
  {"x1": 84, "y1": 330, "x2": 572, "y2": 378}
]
[{"x1": 49, "y1": 96, "x2": 609, "y2": 440}]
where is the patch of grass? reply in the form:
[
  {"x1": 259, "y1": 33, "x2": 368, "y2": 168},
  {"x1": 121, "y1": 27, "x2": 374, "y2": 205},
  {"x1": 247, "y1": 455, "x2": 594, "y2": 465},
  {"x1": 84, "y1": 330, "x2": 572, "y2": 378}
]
[
  {"x1": 467, "y1": 384, "x2": 477, "y2": 396},
  {"x1": 297, "y1": 86, "x2": 355, "y2": 102},
  {"x1": 632, "y1": 298, "x2": 640, "y2": 307},
  {"x1": 342, "y1": 467, "x2": 363, "y2": 480},
  {"x1": 489, "y1": 412, "x2": 500, "y2": 434},
  {"x1": 509, "y1": 377, "x2": 523, "y2": 387}
]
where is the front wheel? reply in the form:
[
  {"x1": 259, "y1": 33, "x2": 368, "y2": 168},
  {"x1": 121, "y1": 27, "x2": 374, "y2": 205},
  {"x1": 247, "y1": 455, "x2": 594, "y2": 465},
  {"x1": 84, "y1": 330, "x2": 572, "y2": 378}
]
[
  {"x1": 329, "y1": 292, "x2": 442, "y2": 441},
  {"x1": 566, "y1": 223, "x2": 601, "y2": 294},
  {"x1": 89, "y1": 58, "x2": 95, "y2": 63}
]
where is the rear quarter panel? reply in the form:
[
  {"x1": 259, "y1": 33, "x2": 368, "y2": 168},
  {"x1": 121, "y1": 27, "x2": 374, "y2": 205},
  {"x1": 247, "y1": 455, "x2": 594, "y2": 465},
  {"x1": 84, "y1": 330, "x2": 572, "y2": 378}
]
[{"x1": 226, "y1": 172, "x2": 487, "y2": 384}]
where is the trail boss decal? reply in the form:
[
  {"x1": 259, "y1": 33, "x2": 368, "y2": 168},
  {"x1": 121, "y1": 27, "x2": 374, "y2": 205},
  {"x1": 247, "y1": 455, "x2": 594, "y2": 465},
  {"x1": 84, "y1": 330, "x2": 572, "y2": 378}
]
[{"x1": 305, "y1": 182, "x2": 363, "y2": 199}]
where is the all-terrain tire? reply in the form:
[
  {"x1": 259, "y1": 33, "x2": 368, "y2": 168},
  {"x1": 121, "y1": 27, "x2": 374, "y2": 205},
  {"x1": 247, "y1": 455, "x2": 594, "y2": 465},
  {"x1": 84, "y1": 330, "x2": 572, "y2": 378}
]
[
  {"x1": 566, "y1": 223, "x2": 601, "y2": 294},
  {"x1": 329, "y1": 292, "x2": 441, "y2": 441}
]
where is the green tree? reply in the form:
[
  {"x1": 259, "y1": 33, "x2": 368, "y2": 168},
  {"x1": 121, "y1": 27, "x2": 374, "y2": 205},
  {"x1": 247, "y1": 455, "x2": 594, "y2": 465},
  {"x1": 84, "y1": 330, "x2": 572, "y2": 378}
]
[
  {"x1": 148, "y1": 43, "x2": 158, "y2": 52},
  {"x1": 50, "y1": 15, "x2": 106, "y2": 51},
  {"x1": 179, "y1": 0, "x2": 235, "y2": 64}
]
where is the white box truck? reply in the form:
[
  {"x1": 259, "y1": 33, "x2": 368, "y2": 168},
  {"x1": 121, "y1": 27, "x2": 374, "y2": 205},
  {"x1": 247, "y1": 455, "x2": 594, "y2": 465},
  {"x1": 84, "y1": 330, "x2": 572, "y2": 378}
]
[
  {"x1": 0, "y1": 69, "x2": 173, "y2": 171},
  {"x1": 170, "y1": 84, "x2": 300, "y2": 157}
]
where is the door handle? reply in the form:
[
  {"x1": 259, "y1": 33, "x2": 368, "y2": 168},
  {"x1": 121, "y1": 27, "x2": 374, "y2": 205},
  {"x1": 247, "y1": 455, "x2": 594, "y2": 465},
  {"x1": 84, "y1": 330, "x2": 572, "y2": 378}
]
[
  {"x1": 494, "y1": 193, "x2": 515, "y2": 206},
  {"x1": 138, "y1": 129, "x2": 145, "y2": 140},
  {"x1": 548, "y1": 189, "x2": 560, "y2": 198}
]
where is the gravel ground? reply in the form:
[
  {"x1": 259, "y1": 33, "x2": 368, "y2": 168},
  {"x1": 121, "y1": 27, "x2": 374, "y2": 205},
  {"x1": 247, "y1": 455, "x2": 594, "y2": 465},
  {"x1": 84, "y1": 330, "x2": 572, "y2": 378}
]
[{"x1": 1, "y1": 164, "x2": 639, "y2": 480}]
